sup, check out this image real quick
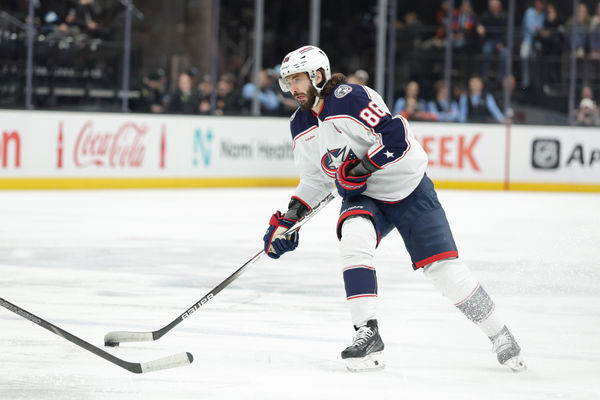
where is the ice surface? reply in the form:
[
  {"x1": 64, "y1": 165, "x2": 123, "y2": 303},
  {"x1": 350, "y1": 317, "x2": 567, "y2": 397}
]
[{"x1": 0, "y1": 188, "x2": 599, "y2": 399}]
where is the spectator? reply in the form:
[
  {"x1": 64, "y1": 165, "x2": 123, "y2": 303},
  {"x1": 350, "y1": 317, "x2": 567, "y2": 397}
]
[
  {"x1": 64, "y1": 0, "x2": 101, "y2": 38},
  {"x1": 459, "y1": 75, "x2": 505, "y2": 123},
  {"x1": 197, "y1": 74, "x2": 213, "y2": 115},
  {"x1": 37, "y1": 1, "x2": 70, "y2": 35},
  {"x1": 537, "y1": 3, "x2": 564, "y2": 92},
  {"x1": 167, "y1": 72, "x2": 200, "y2": 114},
  {"x1": 520, "y1": 0, "x2": 546, "y2": 89},
  {"x1": 396, "y1": 11, "x2": 425, "y2": 51},
  {"x1": 423, "y1": 0, "x2": 457, "y2": 50},
  {"x1": 501, "y1": 74, "x2": 527, "y2": 123},
  {"x1": 477, "y1": 0, "x2": 508, "y2": 82},
  {"x1": 565, "y1": 3, "x2": 590, "y2": 59},
  {"x1": 588, "y1": 2, "x2": 600, "y2": 59},
  {"x1": 590, "y1": 1, "x2": 600, "y2": 61},
  {"x1": 241, "y1": 69, "x2": 280, "y2": 115},
  {"x1": 398, "y1": 97, "x2": 438, "y2": 121},
  {"x1": 132, "y1": 69, "x2": 167, "y2": 113},
  {"x1": 452, "y1": 1, "x2": 478, "y2": 52},
  {"x1": 428, "y1": 80, "x2": 460, "y2": 122},
  {"x1": 215, "y1": 73, "x2": 243, "y2": 116},
  {"x1": 575, "y1": 98, "x2": 599, "y2": 125},
  {"x1": 574, "y1": 85, "x2": 600, "y2": 126},
  {"x1": 347, "y1": 69, "x2": 369, "y2": 85},
  {"x1": 436, "y1": 0, "x2": 457, "y2": 45},
  {"x1": 393, "y1": 81, "x2": 427, "y2": 115}
]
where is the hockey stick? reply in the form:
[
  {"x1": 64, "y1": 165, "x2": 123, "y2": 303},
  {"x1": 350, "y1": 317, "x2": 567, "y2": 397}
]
[
  {"x1": 0, "y1": 297, "x2": 193, "y2": 374},
  {"x1": 104, "y1": 191, "x2": 337, "y2": 347}
]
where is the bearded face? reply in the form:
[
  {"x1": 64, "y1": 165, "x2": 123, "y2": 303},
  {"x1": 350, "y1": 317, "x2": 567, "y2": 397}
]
[{"x1": 297, "y1": 84, "x2": 319, "y2": 111}]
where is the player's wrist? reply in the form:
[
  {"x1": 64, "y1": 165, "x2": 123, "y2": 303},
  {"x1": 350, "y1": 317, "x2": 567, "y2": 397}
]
[
  {"x1": 350, "y1": 158, "x2": 378, "y2": 177},
  {"x1": 284, "y1": 197, "x2": 310, "y2": 221}
]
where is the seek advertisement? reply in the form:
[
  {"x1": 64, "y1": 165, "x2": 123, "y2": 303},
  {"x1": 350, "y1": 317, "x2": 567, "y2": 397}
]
[{"x1": 412, "y1": 122, "x2": 506, "y2": 185}]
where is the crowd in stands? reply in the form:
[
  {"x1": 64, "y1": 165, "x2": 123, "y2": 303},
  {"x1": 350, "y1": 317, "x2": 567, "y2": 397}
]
[
  {"x1": 131, "y1": 65, "x2": 297, "y2": 116},
  {"x1": 130, "y1": 0, "x2": 600, "y2": 125},
  {"x1": 2, "y1": 0, "x2": 117, "y2": 42},
  {"x1": 1, "y1": 0, "x2": 599, "y2": 125},
  {"x1": 1, "y1": 0, "x2": 133, "y2": 108}
]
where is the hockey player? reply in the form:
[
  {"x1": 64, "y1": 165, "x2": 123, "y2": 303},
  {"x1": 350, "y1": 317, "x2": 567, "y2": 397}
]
[{"x1": 262, "y1": 45, "x2": 525, "y2": 373}]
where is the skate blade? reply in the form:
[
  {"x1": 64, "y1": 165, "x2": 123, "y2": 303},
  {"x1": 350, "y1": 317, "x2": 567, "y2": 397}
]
[
  {"x1": 504, "y1": 355, "x2": 527, "y2": 372},
  {"x1": 345, "y1": 351, "x2": 385, "y2": 372}
]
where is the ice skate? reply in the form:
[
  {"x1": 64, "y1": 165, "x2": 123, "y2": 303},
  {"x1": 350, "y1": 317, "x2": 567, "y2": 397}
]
[
  {"x1": 341, "y1": 319, "x2": 385, "y2": 372},
  {"x1": 490, "y1": 326, "x2": 526, "y2": 372}
]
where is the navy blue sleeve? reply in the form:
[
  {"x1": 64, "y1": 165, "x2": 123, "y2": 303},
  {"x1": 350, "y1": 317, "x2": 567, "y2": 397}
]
[{"x1": 290, "y1": 108, "x2": 318, "y2": 141}]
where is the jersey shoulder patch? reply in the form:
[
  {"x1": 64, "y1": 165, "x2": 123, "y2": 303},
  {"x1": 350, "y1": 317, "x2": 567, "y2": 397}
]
[
  {"x1": 333, "y1": 84, "x2": 353, "y2": 99},
  {"x1": 324, "y1": 84, "x2": 371, "y2": 120}
]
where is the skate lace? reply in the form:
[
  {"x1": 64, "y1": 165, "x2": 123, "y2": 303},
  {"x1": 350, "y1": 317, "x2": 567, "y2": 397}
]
[
  {"x1": 352, "y1": 326, "x2": 374, "y2": 347},
  {"x1": 492, "y1": 330, "x2": 513, "y2": 353}
]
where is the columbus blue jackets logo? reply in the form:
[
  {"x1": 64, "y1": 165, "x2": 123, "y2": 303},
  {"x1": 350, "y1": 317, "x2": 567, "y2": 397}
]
[
  {"x1": 334, "y1": 84, "x2": 353, "y2": 99},
  {"x1": 321, "y1": 146, "x2": 358, "y2": 178}
]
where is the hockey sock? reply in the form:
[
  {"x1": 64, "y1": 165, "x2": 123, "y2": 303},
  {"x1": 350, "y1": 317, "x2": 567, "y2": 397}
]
[
  {"x1": 340, "y1": 216, "x2": 378, "y2": 327},
  {"x1": 423, "y1": 258, "x2": 504, "y2": 337}
]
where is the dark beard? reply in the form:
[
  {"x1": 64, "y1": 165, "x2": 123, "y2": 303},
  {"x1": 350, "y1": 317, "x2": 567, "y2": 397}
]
[{"x1": 298, "y1": 86, "x2": 319, "y2": 111}]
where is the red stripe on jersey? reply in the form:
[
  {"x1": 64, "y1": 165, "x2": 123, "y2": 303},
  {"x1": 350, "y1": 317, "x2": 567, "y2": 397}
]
[{"x1": 312, "y1": 100, "x2": 325, "y2": 117}]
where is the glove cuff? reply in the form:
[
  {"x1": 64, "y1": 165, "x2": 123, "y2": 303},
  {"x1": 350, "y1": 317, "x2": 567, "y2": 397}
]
[
  {"x1": 341, "y1": 159, "x2": 371, "y2": 180},
  {"x1": 269, "y1": 211, "x2": 297, "y2": 229}
]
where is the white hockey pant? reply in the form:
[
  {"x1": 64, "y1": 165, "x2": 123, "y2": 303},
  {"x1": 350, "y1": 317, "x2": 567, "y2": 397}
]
[{"x1": 339, "y1": 216, "x2": 378, "y2": 327}]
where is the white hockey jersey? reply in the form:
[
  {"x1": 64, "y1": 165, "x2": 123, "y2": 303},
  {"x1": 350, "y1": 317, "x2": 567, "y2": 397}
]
[{"x1": 289, "y1": 83, "x2": 428, "y2": 207}]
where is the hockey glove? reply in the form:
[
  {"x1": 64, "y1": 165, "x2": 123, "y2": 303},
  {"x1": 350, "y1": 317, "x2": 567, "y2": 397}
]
[
  {"x1": 263, "y1": 211, "x2": 299, "y2": 259},
  {"x1": 335, "y1": 158, "x2": 372, "y2": 199}
]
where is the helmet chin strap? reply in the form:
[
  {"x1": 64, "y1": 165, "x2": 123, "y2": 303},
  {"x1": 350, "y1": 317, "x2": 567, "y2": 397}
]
[
  {"x1": 311, "y1": 77, "x2": 326, "y2": 109},
  {"x1": 312, "y1": 94, "x2": 321, "y2": 109}
]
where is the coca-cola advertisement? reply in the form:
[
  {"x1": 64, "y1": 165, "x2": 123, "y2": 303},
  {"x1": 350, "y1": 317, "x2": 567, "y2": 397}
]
[{"x1": 58, "y1": 119, "x2": 164, "y2": 170}]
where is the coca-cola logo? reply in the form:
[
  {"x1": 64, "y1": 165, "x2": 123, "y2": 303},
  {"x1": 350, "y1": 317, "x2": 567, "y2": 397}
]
[{"x1": 73, "y1": 121, "x2": 147, "y2": 168}]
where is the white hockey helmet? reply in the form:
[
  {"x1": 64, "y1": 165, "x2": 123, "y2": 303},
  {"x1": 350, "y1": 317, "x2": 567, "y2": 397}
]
[{"x1": 278, "y1": 45, "x2": 331, "y2": 94}]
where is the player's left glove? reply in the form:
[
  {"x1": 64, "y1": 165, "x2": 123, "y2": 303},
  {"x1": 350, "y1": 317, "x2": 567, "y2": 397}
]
[
  {"x1": 335, "y1": 158, "x2": 372, "y2": 199},
  {"x1": 263, "y1": 211, "x2": 299, "y2": 259}
]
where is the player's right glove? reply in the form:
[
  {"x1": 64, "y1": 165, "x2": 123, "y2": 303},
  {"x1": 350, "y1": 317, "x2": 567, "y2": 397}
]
[
  {"x1": 263, "y1": 211, "x2": 299, "y2": 259},
  {"x1": 335, "y1": 158, "x2": 372, "y2": 199}
]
